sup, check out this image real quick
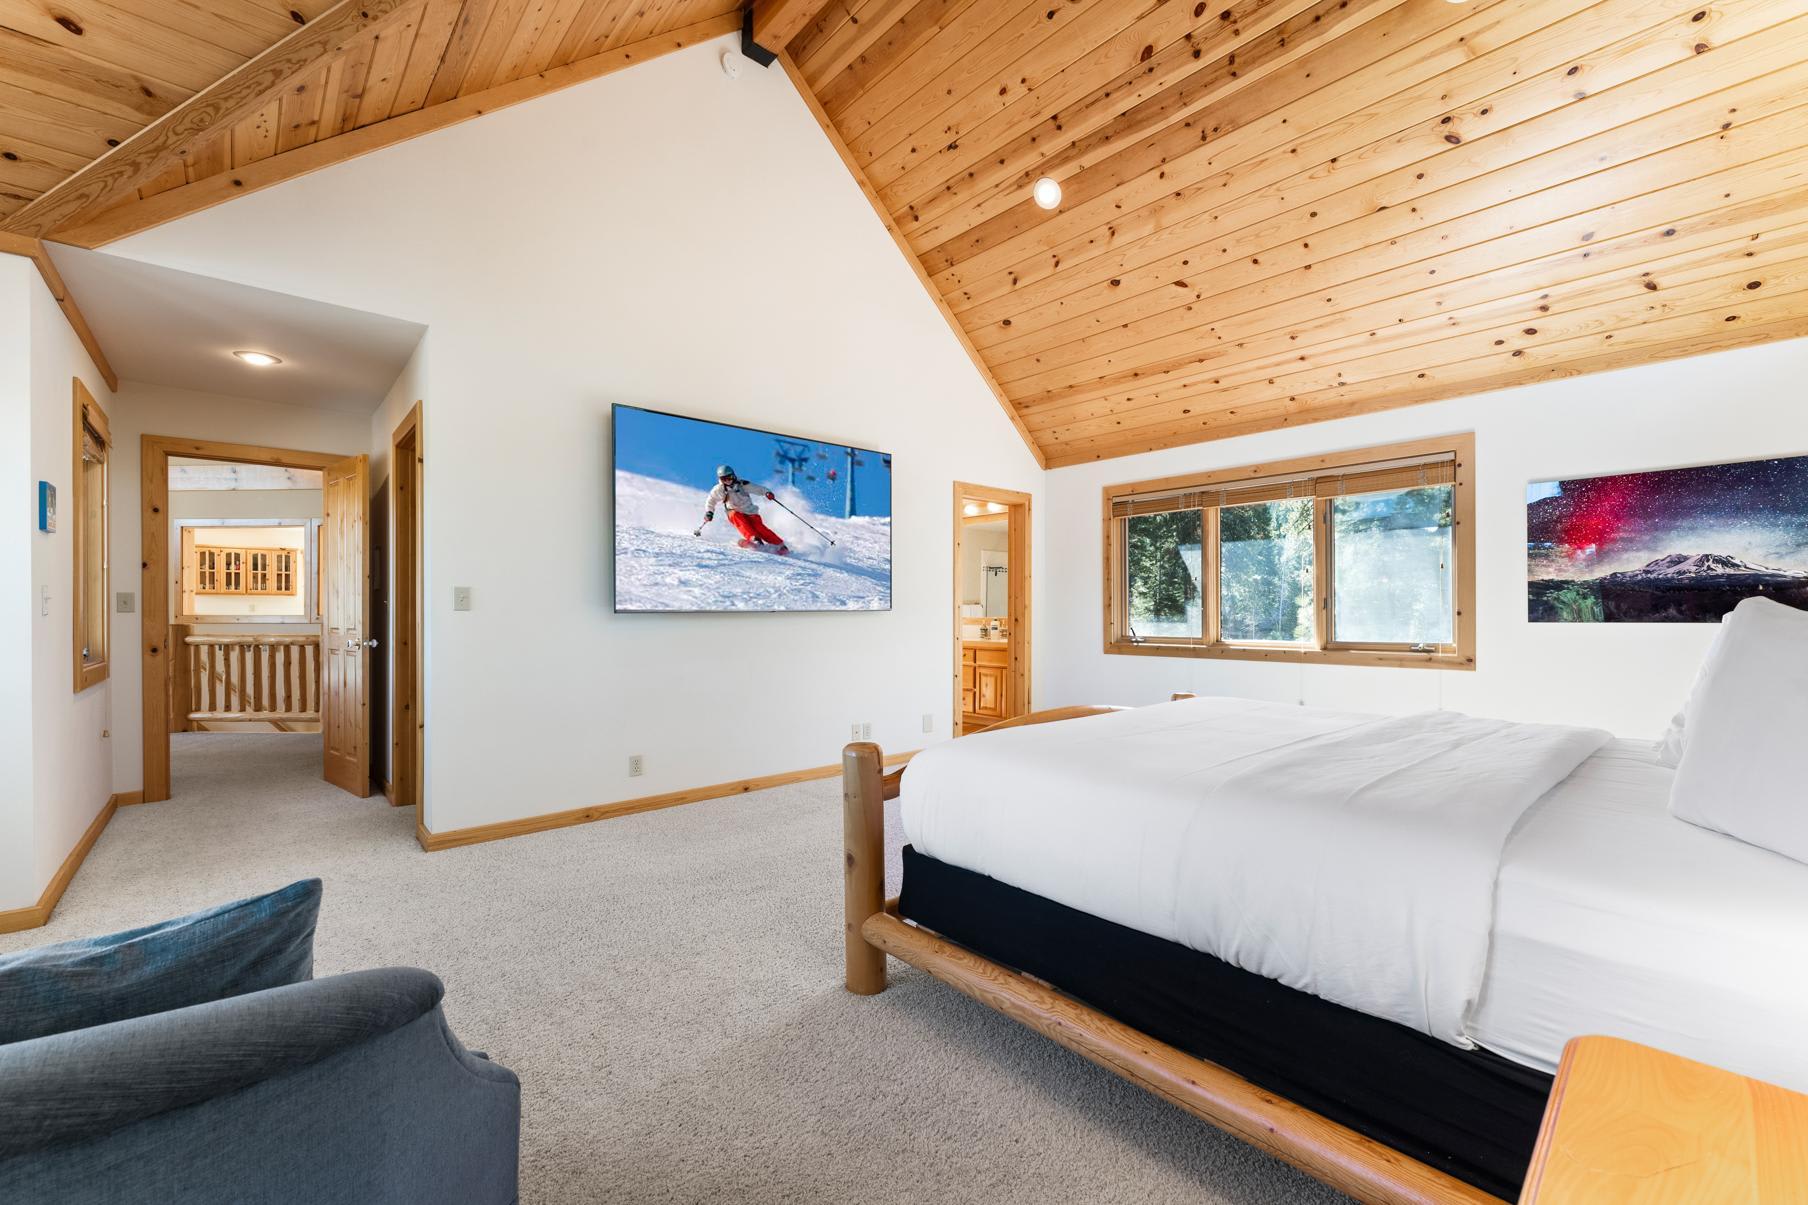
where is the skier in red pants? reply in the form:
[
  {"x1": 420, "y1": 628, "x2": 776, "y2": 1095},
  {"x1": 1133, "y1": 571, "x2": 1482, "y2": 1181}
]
[{"x1": 695, "y1": 464, "x2": 790, "y2": 555}]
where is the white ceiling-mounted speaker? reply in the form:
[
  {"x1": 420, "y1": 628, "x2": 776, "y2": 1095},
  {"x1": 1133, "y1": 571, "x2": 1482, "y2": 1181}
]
[{"x1": 721, "y1": 50, "x2": 742, "y2": 80}]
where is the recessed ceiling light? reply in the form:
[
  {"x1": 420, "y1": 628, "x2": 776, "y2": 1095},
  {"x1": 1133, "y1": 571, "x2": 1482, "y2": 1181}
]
[
  {"x1": 1032, "y1": 176, "x2": 1062, "y2": 210},
  {"x1": 233, "y1": 350, "x2": 282, "y2": 366}
]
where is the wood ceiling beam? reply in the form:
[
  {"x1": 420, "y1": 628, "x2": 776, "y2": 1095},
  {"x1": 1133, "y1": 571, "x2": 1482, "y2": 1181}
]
[
  {"x1": 0, "y1": 0, "x2": 421, "y2": 239},
  {"x1": 778, "y1": 48, "x2": 1046, "y2": 469},
  {"x1": 749, "y1": 0, "x2": 839, "y2": 58},
  {"x1": 0, "y1": 231, "x2": 119, "y2": 390},
  {"x1": 45, "y1": 13, "x2": 742, "y2": 250}
]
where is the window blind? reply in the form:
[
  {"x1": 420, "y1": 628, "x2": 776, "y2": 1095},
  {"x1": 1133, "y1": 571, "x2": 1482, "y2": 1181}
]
[{"x1": 1108, "y1": 451, "x2": 1457, "y2": 518}]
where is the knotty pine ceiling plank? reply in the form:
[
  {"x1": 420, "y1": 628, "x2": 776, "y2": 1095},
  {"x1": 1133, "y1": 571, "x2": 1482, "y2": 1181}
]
[
  {"x1": 453, "y1": 0, "x2": 536, "y2": 94},
  {"x1": 1022, "y1": 219, "x2": 1808, "y2": 431},
  {"x1": 511, "y1": 0, "x2": 593, "y2": 78},
  {"x1": 548, "y1": 0, "x2": 629, "y2": 66},
  {"x1": 919, "y1": 0, "x2": 1500, "y2": 288},
  {"x1": 0, "y1": 24, "x2": 191, "y2": 124},
  {"x1": 829, "y1": 0, "x2": 1036, "y2": 142},
  {"x1": 794, "y1": 0, "x2": 914, "y2": 86},
  {"x1": 388, "y1": 0, "x2": 465, "y2": 115},
  {"x1": 982, "y1": 15, "x2": 1808, "y2": 370},
  {"x1": 956, "y1": 0, "x2": 1788, "y2": 337},
  {"x1": 983, "y1": 88, "x2": 1808, "y2": 388},
  {"x1": 0, "y1": 0, "x2": 250, "y2": 93},
  {"x1": 423, "y1": 0, "x2": 500, "y2": 105},
  {"x1": 879, "y1": 0, "x2": 1314, "y2": 219},
  {"x1": 813, "y1": 0, "x2": 983, "y2": 120},
  {"x1": 1045, "y1": 297, "x2": 1808, "y2": 464},
  {"x1": 44, "y1": 11, "x2": 740, "y2": 246},
  {"x1": 1033, "y1": 243, "x2": 1808, "y2": 445},
  {"x1": 1042, "y1": 309, "x2": 1808, "y2": 466},
  {"x1": 353, "y1": 8, "x2": 424, "y2": 126},
  {"x1": 844, "y1": 0, "x2": 1133, "y2": 169},
  {"x1": 0, "y1": 78, "x2": 140, "y2": 159},
  {"x1": 273, "y1": 61, "x2": 330, "y2": 152},
  {"x1": 2, "y1": 0, "x2": 417, "y2": 236},
  {"x1": 1009, "y1": 188, "x2": 1808, "y2": 415}
]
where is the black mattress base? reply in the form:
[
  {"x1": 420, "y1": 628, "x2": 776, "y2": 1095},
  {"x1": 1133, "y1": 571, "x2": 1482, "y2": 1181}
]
[{"x1": 897, "y1": 845, "x2": 1550, "y2": 1202}]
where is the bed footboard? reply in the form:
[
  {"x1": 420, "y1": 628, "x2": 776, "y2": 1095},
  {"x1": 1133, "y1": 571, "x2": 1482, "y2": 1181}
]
[{"x1": 840, "y1": 706, "x2": 1124, "y2": 996}]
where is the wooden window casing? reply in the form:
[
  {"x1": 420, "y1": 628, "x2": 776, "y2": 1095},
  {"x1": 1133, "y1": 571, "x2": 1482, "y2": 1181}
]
[
  {"x1": 1102, "y1": 435, "x2": 1476, "y2": 671},
  {"x1": 72, "y1": 380, "x2": 109, "y2": 691}
]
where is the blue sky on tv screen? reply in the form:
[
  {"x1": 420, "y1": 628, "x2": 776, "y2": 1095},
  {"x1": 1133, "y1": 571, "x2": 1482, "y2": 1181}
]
[{"x1": 613, "y1": 405, "x2": 891, "y2": 518}]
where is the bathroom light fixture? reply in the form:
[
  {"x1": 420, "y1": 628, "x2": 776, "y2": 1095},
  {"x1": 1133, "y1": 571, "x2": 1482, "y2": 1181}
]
[
  {"x1": 986, "y1": 502, "x2": 1004, "y2": 513},
  {"x1": 963, "y1": 502, "x2": 981, "y2": 516},
  {"x1": 233, "y1": 350, "x2": 282, "y2": 366},
  {"x1": 1032, "y1": 176, "x2": 1062, "y2": 210}
]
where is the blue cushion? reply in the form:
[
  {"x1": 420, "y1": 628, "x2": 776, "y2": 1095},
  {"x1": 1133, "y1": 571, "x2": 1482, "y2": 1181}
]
[{"x1": 0, "y1": 879, "x2": 321, "y2": 1045}]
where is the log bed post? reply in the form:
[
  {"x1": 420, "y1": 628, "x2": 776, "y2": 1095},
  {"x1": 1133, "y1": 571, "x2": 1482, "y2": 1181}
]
[{"x1": 842, "y1": 741, "x2": 888, "y2": 995}]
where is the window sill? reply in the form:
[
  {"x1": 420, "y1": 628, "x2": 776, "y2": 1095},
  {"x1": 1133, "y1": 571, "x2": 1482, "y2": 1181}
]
[{"x1": 1105, "y1": 640, "x2": 1475, "y2": 671}]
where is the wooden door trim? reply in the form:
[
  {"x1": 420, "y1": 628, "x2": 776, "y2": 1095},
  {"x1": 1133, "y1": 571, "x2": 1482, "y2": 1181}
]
[
  {"x1": 141, "y1": 435, "x2": 343, "y2": 803},
  {"x1": 390, "y1": 402, "x2": 422, "y2": 821},
  {"x1": 951, "y1": 482, "x2": 1032, "y2": 736}
]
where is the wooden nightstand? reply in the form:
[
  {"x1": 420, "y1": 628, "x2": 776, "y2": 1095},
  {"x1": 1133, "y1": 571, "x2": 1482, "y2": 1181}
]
[{"x1": 1521, "y1": 1035, "x2": 1808, "y2": 1202}]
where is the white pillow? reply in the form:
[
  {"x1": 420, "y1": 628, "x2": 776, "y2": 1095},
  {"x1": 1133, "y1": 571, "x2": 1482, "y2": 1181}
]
[
  {"x1": 1669, "y1": 597, "x2": 1808, "y2": 863},
  {"x1": 1655, "y1": 625, "x2": 1727, "y2": 767}
]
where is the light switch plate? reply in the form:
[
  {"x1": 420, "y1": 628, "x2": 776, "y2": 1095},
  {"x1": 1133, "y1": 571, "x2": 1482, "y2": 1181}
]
[
  {"x1": 116, "y1": 591, "x2": 135, "y2": 613},
  {"x1": 452, "y1": 586, "x2": 472, "y2": 611}
]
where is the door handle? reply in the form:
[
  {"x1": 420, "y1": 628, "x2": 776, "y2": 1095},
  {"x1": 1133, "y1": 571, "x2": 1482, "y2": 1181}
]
[{"x1": 346, "y1": 638, "x2": 379, "y2": 651}]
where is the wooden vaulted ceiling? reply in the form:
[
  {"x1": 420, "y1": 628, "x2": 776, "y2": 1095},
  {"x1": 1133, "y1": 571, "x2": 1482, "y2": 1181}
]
[
  {"x1": 777, "y1": 0, "x2": 1808, "y2": 466},
  {"x1": 6, "y1": 0, "x2": 1808, "y2": 466},
  {"x1": 0, "y1": 0, "x2": 742, "y2": 241}
]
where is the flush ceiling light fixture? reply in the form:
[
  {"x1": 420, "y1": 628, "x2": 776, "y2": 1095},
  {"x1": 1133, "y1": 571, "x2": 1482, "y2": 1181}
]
[
  {"x1": 233, "y1": 350, "x2": 282, "y2": 366},
  {"x1": 1032, "y1": 176, "x2": 1063, "y2": 210}
]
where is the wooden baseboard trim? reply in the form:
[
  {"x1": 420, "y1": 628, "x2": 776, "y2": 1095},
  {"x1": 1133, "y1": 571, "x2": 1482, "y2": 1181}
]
[
  {"x1": 417, "y1": 750, "x2": 919, "y2": 853},
  {"x1": 113, "y1": 790, "x2": 145, "y2": 807},
  {"x1": 0, "y1": 794, "x2": 119, "y2": 934}
]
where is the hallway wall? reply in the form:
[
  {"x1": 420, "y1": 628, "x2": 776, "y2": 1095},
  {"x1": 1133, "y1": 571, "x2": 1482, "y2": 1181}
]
[
  {"x1": 106, "y1": 35, "x2": 1046, "y2": 835},
  {"x1": 2, "y1": 253, "x2": 117, "y2": 911}
]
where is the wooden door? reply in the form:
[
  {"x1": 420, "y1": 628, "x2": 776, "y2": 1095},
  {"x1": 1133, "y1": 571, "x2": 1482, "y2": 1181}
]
[{"x1": 322, "y1": 454, "x2": 371, "y2": 796}]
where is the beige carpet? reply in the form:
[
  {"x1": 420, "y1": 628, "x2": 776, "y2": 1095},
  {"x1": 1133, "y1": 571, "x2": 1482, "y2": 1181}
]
[{"x1": 2, "y1": 733, "x2": 1348, "y2": 1204}]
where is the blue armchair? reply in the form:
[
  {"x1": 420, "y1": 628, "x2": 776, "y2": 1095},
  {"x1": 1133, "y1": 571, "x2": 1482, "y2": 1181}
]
[{"x1": 0, "y1": 967, "x2": 520, "y2": 1203}]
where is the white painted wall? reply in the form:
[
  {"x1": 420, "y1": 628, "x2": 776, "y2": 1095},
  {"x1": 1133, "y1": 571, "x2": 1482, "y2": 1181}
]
[
  {"x1": 107, "y1": 381, "x2": 369, "y2": 791},
  {"x1": 1040, "y1": 337, "x2": 1808, "y2": 739},
  {"x1": 0, "y1": 257, "x2": 37, "y2": 909},
  {"x1": 0, "y1": 254, "x2": 118, "y2": 910},
  {"x1": 107, "y1": 36, "x2": 1045, "y2": 833}
]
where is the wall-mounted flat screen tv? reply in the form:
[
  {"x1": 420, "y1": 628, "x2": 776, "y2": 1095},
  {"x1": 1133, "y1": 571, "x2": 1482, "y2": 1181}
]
[{"x1": 612, "y1": 405, "x2": 892, "y2": 613}]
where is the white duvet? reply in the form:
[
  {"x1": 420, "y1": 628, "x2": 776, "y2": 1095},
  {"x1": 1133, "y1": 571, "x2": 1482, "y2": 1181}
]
[{"x1": 902, "y1": 697, "x2": 1609, "y2": 1047}]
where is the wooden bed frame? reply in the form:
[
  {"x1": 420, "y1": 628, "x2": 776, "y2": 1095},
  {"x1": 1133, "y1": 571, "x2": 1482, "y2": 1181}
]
[{"x1": 841, "y1": 704, "x2": 1503, "y2": 1205}]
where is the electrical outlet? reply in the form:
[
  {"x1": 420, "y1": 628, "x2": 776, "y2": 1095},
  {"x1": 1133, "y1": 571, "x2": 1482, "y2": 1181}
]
[
  {"x1": 922, "y1": 713, "x2": 933, "y2": 733},
  {"x1": 116, "y1": 591, "x2": 134, "y2": 614},
  {"x1": 861, "y1": 722, "x2": 872, "y2": 741},
  {"x1": 452, "y1": 586, "x2": 473, "y2": 612},
  {"x1": 628, "y1": 754, "x2": 644, "y2": 777},
  {"x1": 40, "y1": 586, "x2": 49, "y2": 616}
]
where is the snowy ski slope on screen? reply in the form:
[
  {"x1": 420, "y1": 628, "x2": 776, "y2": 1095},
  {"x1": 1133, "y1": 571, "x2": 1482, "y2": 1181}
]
[{"x1": 613, "y1": 472, "x2": 891, "y2": 612}]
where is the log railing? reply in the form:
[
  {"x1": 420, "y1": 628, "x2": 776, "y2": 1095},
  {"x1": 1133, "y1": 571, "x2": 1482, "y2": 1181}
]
[{"x1": 174, "y1": 632, "x2": 321, "y2": 726}]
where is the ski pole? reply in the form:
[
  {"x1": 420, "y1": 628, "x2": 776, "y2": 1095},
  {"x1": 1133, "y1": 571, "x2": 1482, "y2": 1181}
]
[{"x1": 765, "y1": 496, "x2": 835, "y2": 546}]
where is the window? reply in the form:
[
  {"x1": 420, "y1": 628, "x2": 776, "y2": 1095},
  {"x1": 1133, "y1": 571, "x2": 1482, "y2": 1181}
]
[
  {"x1": 72, "y1": 380, "x2": 109, "y2": 691},
  {"x1": 1103, "y1": 436, "x2": 1474, "y2": 669}
]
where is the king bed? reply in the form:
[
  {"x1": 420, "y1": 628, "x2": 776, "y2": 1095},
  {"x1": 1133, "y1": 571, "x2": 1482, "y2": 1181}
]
[{"x1": 839, "y1": 693, "x2": 1808, "y2": 1204}]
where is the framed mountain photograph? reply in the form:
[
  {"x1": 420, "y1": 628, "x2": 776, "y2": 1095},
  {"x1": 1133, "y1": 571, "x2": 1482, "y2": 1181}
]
[{"x1": 1527, "y1": 453, "x2": 1808, "y2": 623}]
